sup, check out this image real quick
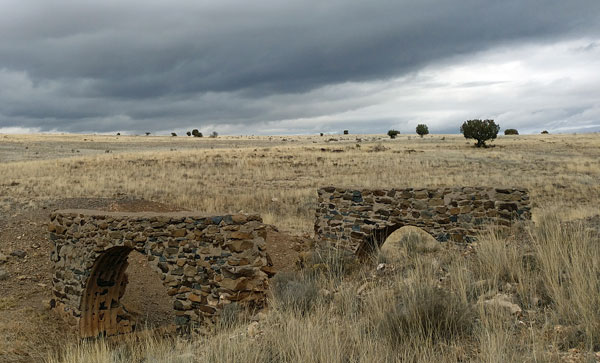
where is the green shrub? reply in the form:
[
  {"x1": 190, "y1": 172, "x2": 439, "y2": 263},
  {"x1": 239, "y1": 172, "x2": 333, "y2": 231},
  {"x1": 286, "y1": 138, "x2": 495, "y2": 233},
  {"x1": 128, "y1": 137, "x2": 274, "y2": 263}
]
[
  {"x1": 504, "y1": 129, "x2": 519, "y2": 135},
  {"x1": 541, "y1": 130, "x2": 549, "y2": 134},
  {"x1": 192, "y1": 129, "x2": 203, "y2": 137},
  {"x1": 387, "y1": 130, "x2": 400, "y2": 139},
  {"x1": 171, "y1": 132, "x2": 177, "y2": 137},
  {"x1": 416, "y1": 124, "x2": 429, "y2": 137},
  {"x1": 186, "y1": 131, "x2": 191, "y2": 136},
  {"x1": 460, "y1": 119, "x2": 500, "y2": 147}
]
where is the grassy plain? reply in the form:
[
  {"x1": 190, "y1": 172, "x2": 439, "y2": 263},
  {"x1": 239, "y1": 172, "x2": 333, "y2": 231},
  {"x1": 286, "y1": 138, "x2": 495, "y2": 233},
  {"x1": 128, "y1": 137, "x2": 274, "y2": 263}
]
[
  {"x1": 2, "y1": 133, "x2": 599, "y2": 231},
  {"x1": 0, "y1": 132, "x2": 599, "y2": 362}
]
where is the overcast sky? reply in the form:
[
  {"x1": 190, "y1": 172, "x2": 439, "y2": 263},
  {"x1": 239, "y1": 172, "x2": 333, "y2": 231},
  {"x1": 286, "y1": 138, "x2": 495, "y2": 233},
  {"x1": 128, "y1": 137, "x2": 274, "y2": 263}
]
[{"x1": 1, "y1": 0, "x2": 599, "y2": 135}]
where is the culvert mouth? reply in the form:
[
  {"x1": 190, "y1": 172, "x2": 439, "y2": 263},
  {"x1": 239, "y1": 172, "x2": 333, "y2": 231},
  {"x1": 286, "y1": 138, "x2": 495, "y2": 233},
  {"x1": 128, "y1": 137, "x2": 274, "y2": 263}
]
[
  {"x1": 80, "y1": 246, "x2": 134, "y2": 338},
  {"x1": 79, "y1": 247, "x2": 178, "y2": 338}
]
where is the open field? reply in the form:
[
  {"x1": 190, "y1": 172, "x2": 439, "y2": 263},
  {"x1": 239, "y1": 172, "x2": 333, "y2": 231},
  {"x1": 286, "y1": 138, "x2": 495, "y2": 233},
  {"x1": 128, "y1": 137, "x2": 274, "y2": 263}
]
[
  {"x1": 2, "y1": 133, "x2": 599, "y2": 231},
  {"x1": 0, "y1": 133, "x2": 599, "y2": 362}
]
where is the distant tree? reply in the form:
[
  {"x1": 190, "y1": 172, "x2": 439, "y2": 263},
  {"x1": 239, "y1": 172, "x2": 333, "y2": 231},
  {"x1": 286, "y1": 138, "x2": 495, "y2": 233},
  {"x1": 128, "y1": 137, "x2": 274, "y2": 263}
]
[
  {"x1": 171, "y1": 132, "x2": 177, "y2": 137},
  {"x1": 145, "y1": 132, "x2": 151, "y2": 136},
  {"x1": 320, "y1": 133, "x2": 324, "y2": 136},
  {"x1": 541, "y1": 130, "x2": 549, "y2": 134},
  {"x1": 116, "y1": 132, "x2": 120, "y2": 136},
  {"x1": 387, "y1": 130, "x2": 400, "y2": 139},
  {"x1": 504, "y1": 129, "x2": 519, "y2": 135},
  {"x1": 460, "y1": 119, "x2": 500, "y2": 147},
  {"x1": 416, "y1": 124, "x2": 429, "y2": 138},
  {"x1": 343, "y1": 130, "x2": 349, "y2": 135},
  {"x1": 186, "y1": 131, "x2": 192, "y2": 136},
  {"x1": 210, "y1": 131, "x2": 218, "y2": 138},
  {"x1": 192, "y1": 129, "x2": 203, "y2": 137}
]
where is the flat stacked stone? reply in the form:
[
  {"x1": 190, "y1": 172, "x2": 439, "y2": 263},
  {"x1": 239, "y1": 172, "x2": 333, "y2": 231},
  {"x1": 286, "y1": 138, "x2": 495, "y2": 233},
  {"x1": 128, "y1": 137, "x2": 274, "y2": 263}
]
[
  {"x1": 48, "y1": 210, "x2": 269, "y2": 338},
  {"x1": 315, "y1": 186, "x2": 531, "y2": 253}
]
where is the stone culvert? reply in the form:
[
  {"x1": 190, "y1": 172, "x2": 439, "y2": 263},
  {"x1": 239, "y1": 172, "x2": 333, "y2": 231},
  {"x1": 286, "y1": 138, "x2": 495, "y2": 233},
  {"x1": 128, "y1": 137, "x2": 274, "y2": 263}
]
[
  {"x1": 315, "y1": 186, "x2": 531, "y2": 254},
  {"x1": 48, "y1": 210, "x2": 270, "y2": 338}
]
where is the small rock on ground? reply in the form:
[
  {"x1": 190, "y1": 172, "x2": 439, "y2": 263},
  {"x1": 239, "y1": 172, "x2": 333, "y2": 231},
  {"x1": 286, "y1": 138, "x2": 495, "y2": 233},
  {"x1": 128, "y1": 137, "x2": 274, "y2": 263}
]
[{"x1": 10, "y1": 250, "x2": 26, "y2": 258}]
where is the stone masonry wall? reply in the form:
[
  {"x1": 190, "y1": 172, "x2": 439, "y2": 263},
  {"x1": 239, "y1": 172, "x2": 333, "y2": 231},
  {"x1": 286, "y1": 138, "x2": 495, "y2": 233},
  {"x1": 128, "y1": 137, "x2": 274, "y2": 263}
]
[
  {"x1": 315, "y1": 186, "x2": 531, "y2": 253},
  {"x1": 48, "y1": 210, "x2": 269, "y2": 338}
]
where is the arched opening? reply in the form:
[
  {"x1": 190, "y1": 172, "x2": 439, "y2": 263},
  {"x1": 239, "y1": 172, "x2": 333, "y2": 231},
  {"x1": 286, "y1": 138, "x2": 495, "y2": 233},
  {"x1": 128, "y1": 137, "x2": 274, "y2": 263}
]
[
  {"x1": 357, "y1": 224, "x2": 403, "y2": 256},
  {"x1": 80, "y1": 246, "x2": 132, "y2": 338},
  {"x1": 379, "y1": 226, "x2": 439, "y2": 260},
  {"x1": 79, "y1": 247, "x2": 175, "y2": 338},
  {"x1": 120, "y1": 251, "x2": 176, "y2": 330}
]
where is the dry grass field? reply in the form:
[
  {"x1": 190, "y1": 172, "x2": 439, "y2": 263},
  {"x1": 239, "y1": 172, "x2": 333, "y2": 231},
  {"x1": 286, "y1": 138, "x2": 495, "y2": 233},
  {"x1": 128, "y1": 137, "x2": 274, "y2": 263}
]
[{"x1": 0, "y1": 132, "x2": 599, "y2": 362}]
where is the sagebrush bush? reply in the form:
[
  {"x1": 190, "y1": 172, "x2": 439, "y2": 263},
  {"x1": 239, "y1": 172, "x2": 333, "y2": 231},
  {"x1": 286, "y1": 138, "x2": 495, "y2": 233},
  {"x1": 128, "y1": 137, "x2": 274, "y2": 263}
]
[
  {"x1": 376, "y1": 282, "x2": 474, "y2": 345},
  {"x1": 504, "y1": 128, "x2": 519, "y2": 135},
  {"x1": 270, "y1": 272, "x2": 320, "y2": 314},
  {"x1": 299, "y1": 245, "x2": 359, "y2": 281}
]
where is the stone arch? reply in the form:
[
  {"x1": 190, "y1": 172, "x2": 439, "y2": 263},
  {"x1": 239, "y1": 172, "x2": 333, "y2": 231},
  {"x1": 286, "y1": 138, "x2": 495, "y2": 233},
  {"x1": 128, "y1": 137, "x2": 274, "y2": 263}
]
[
  {"x1": 356, "y1": 223, "x2": 403, "y2": 255},
  {"x1": 378, "y1": 226, "x2": 439, "y2": 259},
  {"x1": 315, "y1": 186, "x2": 531, "y2": 254},
  {"x1": 356, "y1": 224, "x2": 438, "y2": 255},
  {"x1": 49, "y1": 210, "x2": 271, "y2": 338}
]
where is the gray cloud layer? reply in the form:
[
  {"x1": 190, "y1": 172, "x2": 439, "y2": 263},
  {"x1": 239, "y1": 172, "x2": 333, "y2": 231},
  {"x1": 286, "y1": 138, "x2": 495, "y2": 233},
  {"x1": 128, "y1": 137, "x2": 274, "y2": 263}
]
[{"x1": 1, "y1": 0, "x2": 599, "y2": 134}]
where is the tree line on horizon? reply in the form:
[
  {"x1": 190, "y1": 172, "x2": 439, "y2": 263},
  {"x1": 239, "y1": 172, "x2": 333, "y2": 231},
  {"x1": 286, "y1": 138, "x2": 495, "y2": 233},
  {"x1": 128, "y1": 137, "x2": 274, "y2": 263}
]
[
  {"x1": 116, "y1": 121, "x2": 552, "y2": 144},
  {"x1": 383, "y1": 120, "x2": 551, "y2": 147}
]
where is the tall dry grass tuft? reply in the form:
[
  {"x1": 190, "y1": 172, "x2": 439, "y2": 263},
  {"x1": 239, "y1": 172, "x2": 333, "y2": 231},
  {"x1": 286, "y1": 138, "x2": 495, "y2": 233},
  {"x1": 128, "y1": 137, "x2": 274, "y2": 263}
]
[
  {"x1": 46, "y1": 332, "x2": 195, "y2": 363},
  {"x1": 375, "y1": 281, "x2": 474, "y2": 345},
  {"x1": 533, "y1": 213, "x2": 600, "y2": 350},
  {"x1": 470, "y1": 226, "x2": 543, "y2": 309},
  {"x1": 473, "y1": 229, "x2": 522, "y2": 286},
  {"x1": 270, "y1": 271, "x2": 321, "y2": 315}
]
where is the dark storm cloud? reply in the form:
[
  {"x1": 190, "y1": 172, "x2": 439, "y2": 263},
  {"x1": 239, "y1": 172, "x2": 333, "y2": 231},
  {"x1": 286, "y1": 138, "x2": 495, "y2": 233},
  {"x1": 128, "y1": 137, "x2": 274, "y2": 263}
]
[{"x1": 0, "y1": 0, "x2": 599, "y2": 133}]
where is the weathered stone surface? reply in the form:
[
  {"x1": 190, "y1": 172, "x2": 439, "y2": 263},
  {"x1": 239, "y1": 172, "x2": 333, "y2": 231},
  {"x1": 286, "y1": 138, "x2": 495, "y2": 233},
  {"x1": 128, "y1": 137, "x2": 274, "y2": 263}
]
[
  {"x1": 315, "y1": 186, "x2": 531, "y2": 253},
  {"x1": 188, "y1": 293, "x2": 203, "y2": 303},
  {"x1": 230, "y1": 231, "x2": 253, "y2": 240},
  {"x1": 10, "y1": 250, "x2": 27, "y2": 258},
  {"x1": 172, "y1": 229, "x2": 187, "y2": 237},
  {"x1": 49, "y1": 210, "x2": 270, "y2": 338}
]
